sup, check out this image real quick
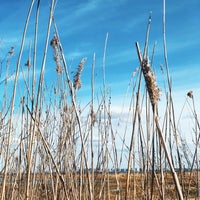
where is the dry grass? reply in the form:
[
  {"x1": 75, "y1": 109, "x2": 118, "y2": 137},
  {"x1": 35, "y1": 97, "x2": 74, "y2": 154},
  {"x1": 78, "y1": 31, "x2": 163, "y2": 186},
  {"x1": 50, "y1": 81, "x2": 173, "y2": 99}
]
[
  {"x1": 0, "y1": 1, "x2": 200, "y2": 200},
  {"x1": 0, "y1": 172, "x2": 198, "y2": 199}
]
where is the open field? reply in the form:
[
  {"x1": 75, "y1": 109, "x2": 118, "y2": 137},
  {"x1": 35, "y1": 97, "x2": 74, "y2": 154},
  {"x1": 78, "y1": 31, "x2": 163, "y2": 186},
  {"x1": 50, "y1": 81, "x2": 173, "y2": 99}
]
[{"x1": 0, "y1": 171, "x2": 199, "y2": 199}]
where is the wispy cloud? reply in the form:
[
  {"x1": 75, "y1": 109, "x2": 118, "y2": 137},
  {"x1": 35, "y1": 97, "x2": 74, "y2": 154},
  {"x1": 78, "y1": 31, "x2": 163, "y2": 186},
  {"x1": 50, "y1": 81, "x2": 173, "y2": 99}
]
[
  {"x1": 3, "y1": 67, "x2": 40, "y2": 84},
  {"x1": 66, "y1": 50, "x2": 87, "y2": 59},
  {"x1": 71, "y1": 1, "x2": 100, "y2": 17}
]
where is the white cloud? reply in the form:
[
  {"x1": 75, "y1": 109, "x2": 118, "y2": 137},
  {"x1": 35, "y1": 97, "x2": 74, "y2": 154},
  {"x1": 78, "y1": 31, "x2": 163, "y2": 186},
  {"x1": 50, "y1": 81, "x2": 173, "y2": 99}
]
[
  {"x1": 73, "y1": 1, "x2": 100, "y2": 17},
  {"x1": 66, "y1": 50, "x2": 88, "y2": 60},
  {"x1": 6, "y1": 67, "x2": 40, "y2": 84}
]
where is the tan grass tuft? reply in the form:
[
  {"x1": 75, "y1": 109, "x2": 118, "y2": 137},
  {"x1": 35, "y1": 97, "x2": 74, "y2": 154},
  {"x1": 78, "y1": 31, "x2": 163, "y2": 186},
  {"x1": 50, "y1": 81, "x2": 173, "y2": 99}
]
[
  {"x1": 50, "y1": 35, "x2": 63, "y2": 74},
  {"x1": 73, "y1": 57, "x2": 87, "y2": 90},
  {"x1": 90, "y1": 108, "x2": 97, "y2": 126},
  {"x1": 142, "y1": 57, "x2": 160, "y2": 105}
]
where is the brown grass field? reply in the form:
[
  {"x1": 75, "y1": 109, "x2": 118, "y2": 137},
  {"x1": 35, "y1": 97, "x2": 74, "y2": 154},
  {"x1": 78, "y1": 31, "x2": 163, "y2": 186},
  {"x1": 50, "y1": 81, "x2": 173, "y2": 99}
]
[{"x1": 0, "y1": 171, "x2": 199, "y2": 199}]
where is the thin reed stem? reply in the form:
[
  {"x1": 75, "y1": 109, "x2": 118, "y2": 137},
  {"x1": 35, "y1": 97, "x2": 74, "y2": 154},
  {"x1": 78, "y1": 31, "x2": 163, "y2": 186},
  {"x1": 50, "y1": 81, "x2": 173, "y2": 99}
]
[
  {"x1": 26, "y1": 0, "x2": 55, "y2": 199},
  {"x1": 53, "y1": 19, "x2": 93, "y2": 200},
  {"x1": 90, "y1": 52, "x2": 95, "y2": 197},
  {"x1": 136, "y1": 42, "x2": 184, "y2": 200},
  {"x1": 1, "y1": 1, "x2": 35, "y2": 199}
]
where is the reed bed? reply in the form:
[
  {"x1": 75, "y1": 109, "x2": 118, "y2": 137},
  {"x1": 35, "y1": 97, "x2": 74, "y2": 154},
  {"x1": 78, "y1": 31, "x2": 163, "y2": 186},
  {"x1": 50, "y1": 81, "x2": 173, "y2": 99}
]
[{"x1": 0, "y1": 0, "x2": 199, "y2": 200}]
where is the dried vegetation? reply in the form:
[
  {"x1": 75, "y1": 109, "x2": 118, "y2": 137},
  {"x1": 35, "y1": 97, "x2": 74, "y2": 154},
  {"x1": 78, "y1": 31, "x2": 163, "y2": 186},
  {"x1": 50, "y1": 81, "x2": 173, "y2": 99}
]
[{"x1": 0, "y1": 1, "x2": 199, "y2": 200}]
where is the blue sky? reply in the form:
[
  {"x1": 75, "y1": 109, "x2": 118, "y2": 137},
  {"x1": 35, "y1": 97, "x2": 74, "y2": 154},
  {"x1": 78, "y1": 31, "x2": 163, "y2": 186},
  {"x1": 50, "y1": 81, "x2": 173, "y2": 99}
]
[{"x1": 0, "y1": 0, "x2": 200, "y2": 118}]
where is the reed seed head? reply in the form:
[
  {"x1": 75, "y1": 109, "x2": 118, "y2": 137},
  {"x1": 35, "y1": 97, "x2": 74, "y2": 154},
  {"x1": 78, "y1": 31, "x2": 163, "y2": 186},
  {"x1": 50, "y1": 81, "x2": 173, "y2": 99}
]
[
  {"x1": 50, "y1": 35, "x2": 59, "y2": 47},
  {"x1": 90, "y1": 108, "x2": 97, "y2": 126},
  {"x1": 50, "y1": 35, "x2": 63, "y2": 74},
  {"x1": 73, "y1": 57, "x2": 87, "y2": 90},
  {"x1": 142, "y1": 57, "x2": 160, "y2": 105},
  {"x1": 187, "y1": 90, "x2": 193, "y2": 98}
]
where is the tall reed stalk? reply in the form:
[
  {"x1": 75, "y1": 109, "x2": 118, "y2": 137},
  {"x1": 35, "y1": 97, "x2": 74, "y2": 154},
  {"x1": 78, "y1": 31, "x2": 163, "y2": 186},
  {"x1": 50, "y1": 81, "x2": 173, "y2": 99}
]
[
  {"x1": 1, "y1": 1, "x2": 35, "y2": 199},
  {"x1": 135, "y1": 42, "x2": 183, "y2": 200},
  {"x1": 26, "y1": 0, "x2": 55, "y2": 199}
]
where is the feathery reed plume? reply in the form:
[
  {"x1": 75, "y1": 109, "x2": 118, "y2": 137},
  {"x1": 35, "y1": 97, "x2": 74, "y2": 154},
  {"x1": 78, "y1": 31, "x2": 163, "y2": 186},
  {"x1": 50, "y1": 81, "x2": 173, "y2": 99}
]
[
  {"x1": 187, "y1": 90, "x2": 193, "y2": 98},
  {"x1": 90, "y1": 108, "x2": 97, "y2": 126},
  {"x1": 50, "y1": 35, "x2": 63, "y2": 73},
  {"x1": 73, "y1": 57, "x2": 87, "y2": 90},
  {"x1": 142, "y1": 57, "x2": 160, "y2": 105},
  {"x1": 136, "y1": 42, "x2": 184, "y2": 200}
]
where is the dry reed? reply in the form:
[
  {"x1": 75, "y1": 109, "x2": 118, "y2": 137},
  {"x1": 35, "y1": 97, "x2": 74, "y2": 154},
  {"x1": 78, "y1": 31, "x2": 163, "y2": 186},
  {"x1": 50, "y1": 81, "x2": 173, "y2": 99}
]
[
  {"x1": 141, "y1": 57, "x2": 160, "y2": 106},
  {"x1": 0, "y1": 1, "x2": 199, "y2": 200},
  {"x1": 73, "y1": 57, "x2": 87, "y2": 90},
  {"x1": 50, "y1": 35, "x2": 63, "y2": 74}
]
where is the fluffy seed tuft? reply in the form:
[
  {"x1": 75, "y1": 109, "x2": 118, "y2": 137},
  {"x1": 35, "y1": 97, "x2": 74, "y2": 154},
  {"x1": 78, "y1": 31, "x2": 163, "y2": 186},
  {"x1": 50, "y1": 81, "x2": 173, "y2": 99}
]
[
  {"x1": 142, "y1": 58, "x2": 160, "y2": 105},
  {"x1": 50, "y1": 35, "x2": 63, "y2": 74},
  {"x1": 73, "y1": 57, "x2": 87, "y2": 90},
  {"x1": 187, "y1": 91, "x2": 193, "y2": 98}
]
